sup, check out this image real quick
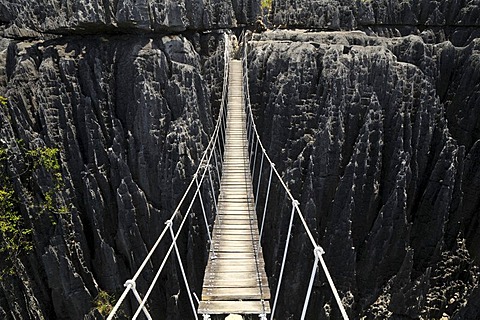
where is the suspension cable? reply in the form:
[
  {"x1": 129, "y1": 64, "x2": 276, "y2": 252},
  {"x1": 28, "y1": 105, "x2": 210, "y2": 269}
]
[
  {"x1": 240, "y1": 32, "x2": 350, "y2": 320},
  {"x1": 107, "y1": 31, "x2": 230, "y2": 320}
]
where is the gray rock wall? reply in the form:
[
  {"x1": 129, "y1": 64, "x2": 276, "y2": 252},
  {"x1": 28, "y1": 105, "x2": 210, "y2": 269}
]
[
  {"x1": 270, "y1": 0, "x2": 480, "y2": 45},
  {"x1": 0, "y1": 0, "x2": 260, "y2": 36},
  {"x1": 248, "y1": 30, "x2": 480, "y2": 319},
  {"x1": 0, "y1": 32, "x2": 225, "y2": 319},
  {"x1": 1, "y1": 0, "x2": 480, "y2": 319}
]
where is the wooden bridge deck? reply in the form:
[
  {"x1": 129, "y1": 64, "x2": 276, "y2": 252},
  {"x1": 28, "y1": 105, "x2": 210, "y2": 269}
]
[{"x1": 198, "y1": 60, "x2": 271, "y2": 315}]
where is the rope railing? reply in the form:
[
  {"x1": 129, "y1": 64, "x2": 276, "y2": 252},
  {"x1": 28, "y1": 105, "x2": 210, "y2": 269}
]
[
  {"x1": 240, "y1": 32, "x2": 350, "y2": 320},
  {"x1": 107, "y1": 32, "x2": 231, "y2": 320},
  {"x1": 108, "y1": 29, "x2": 350, "y2": 320}
]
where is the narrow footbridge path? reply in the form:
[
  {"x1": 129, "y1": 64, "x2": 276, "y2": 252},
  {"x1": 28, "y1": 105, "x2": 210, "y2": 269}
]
[
  {"x1": 198, "y1": 60, "x2": 270, "y2": 316},
  {"x1": 107, "y1": 32, "x2": 349, "y2": 320}
]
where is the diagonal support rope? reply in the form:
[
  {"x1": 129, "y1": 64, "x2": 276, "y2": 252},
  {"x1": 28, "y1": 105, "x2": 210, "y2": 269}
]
[
  {"x1": 107, "y1": 32, "x2": 230, "y2": 320},
  {"x1": 168, "y1": 220, "x2": 198, "y2": 320},
  {"x1": 195, "y1": 174, "x2": 213, "y2": 251}
]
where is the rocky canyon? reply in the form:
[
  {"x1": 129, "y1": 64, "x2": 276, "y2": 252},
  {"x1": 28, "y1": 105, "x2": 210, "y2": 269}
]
[{"x1": 0, "y1": 0, "x2": 479, "y2": 319}]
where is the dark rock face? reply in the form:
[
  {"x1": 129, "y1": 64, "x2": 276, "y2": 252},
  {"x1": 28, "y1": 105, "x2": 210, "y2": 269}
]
[
  {"x1": 0, "y1": 32, "x2": 225, "y2": 319},
  {"x1": 0, "y1": 0, "x2": 260, "y2": 36},
  {"x1": 270, "y1": 0, "x2": 480, "y2": 45},
  {"x1": 1, "y1": 0, "x2": 480, "y2": 319},
  {"x1": 249, "y1": 30, "x2": 480, "y2": 319}
]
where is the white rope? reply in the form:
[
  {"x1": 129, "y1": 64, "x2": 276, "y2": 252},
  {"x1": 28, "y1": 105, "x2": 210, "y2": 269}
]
[
  {"x1": 212, "y1": 147, "x2": 222, "y2": 181},
  {"x1": 300, "y1": 247, "x2": 322, "y2": 320},
  {"x1": 108, "y1": 32, "x2": 230, "y2": 320},
  {"x1": 259, "y1": 164, "x2": 273, "y2": 242},
  {"x1": 270, "y1": 200, "x2": 297, "y2": 319},
  {"x1": 195, "y1": 175, "x2": 212, "y2": 247},
  {"x1": 241, "y1": 33, "x2": 350, "y2": 320},
  {"x1": 106, "y1": 223, "x2": 170, "y2": 320},
  {"x1": 319, "y1": 253, "x2": 350, "y2": 319},
  {"x1": 251, "y1": 137, "x2": 259, "y2": 180},
  {"x1": 132, "y1": 158, "x2": 212, "y2": 319},
  {"x1": 207, "y1": 166, "x2": 218, "y2": 214},
  {"x1": 255, "y1": 152, "x2": 264, "y2": 210},
  {"x1": 168, "y1": 222, "x2": 198, "y2": 320},
  {"x1": 125, "y1": 280, "x2": 153, "y2": 320}
]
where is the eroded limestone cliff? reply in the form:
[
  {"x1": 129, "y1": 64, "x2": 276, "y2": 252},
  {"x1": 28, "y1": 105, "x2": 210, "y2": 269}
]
[
  {"x1": 0, "y1": 25, "x2": 229, "y2": 320},
  {"x1": 0, "y1": 0, "x2": 479, "y2": 319},
  {"x1": 248, "y1": 29, "x2": 480, "y2": 319}
]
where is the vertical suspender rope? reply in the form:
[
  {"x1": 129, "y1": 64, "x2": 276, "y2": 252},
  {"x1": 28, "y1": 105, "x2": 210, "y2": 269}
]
[
  {"x1": 251, "y1": 136, "x2": 259, "y2": 180},
  {"x1": 255, "y1": 151, "x2": 265, "y2": 210},
  {"x1": 259, "y1": 164, "x2": 273, "y2": 242},
  {"x1": 250, "y1": 133, "x2": 259, "y2": 172},
  {"x1": 271, "y1": 200, "x2": 298, "y2": 319},
  {"x1": 125, "y1": 280, "x2": 153, "y2": 320},
  {"x1": 247, "y1": 115, "x2": 253, "y2": 156},
  {"x1": 106, "y1": 222, "x2": 170, "y2": 320}
]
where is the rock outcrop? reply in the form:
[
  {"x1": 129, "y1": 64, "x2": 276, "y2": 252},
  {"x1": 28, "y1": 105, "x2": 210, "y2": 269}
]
[
  {"x1": 270, "y1": 0, "x2": 480, "y2": 45},
  {"x1": 1, "y1": 0, "x2": 480, "y2": 319},
  {"x1": 249, "y1": 29, "x2": 480, "y2": 319},
  {"x1": 0, "y1": 31, "x2": 225, "y2": 319},
  {"x1": 1, "y1": 0, "x2": 260, "y2": 37}
]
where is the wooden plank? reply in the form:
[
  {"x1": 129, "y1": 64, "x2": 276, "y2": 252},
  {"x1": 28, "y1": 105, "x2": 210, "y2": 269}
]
[
  {"x1": 202, "y1": 287, "x2": 270, "y2": 301},
  {"x1": 207, "y1": 264, "x2": 259, "y2": 273},
  {"x1": 211, "y1": 242, "x2": 256, "y2": 249},
  {"x1": 203, "y1": 278, "x2": 265, "y2": 288},
  {"x1": 207, "y1": 252, "x2": 256, "y2": 259},
  {"x1": 215, "y1": 220, "x2": 256, "y2": 225},
  {"x1": 202, "y1": 277, "x2": 268, "y2": 288},
  {"x1": 203, "y1": 271, "x2": 267, "y2": 280},
  {"x1": 198, "y1": 301, "x2": 270, "y2": 314},
  {"x1": 215, "y1": 220, "x2": 257, "y2": 227},
  {"x1": 211, "y1": 245, "x2": 257, "y2": 253}
]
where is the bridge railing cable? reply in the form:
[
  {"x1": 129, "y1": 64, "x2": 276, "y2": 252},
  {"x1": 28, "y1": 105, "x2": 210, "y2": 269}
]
[
  {"x1": 240, "y1": 32, "x2": 350, "y2": 320},
  {"x1": 107, "y1": 32, "x2": 230, "y2": 320}
]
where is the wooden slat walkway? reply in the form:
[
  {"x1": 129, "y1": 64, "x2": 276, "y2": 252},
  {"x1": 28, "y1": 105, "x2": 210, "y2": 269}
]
[{"x1": 198, "y1": 60, "x2": 271, "y2": 316}]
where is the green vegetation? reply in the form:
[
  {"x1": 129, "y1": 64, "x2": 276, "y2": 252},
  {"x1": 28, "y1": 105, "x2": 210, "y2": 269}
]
[
  {"x1": 0, "y1": 97, "x2": 67, "y2": 277},
  {"x1": 261, "y1": 0, "x2": 273, "y2": 10},
  {"x1": 26, "y1": 147, "x2": 66, "y2": 214},
  {"x1": 0, "y1": 185, "x2": 32, "y2": 277},
  {"x1": 94, "y1": 290, "x2": 116, "y2": 317},
  {"x1": 0, "y1": 96, "x2": 6, "y2": 108}
]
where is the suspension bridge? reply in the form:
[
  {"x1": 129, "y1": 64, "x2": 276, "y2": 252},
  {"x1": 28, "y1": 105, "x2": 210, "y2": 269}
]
[{"x1": 107, "y1": 32, "x2": 350, "y2": 320}]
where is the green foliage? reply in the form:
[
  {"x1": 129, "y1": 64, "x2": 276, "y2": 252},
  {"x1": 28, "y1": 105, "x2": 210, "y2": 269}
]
[
  {"x1": 26, "y1": 147, "x2": 64, "y2": 214},
  {"x1": 0, "y1": 187, "x2": 32, "y2": 252},
  {"x1": 261, "y1": 0, "x2": 273, "y2": 10},
  {"x1": 94, "y1": 291, "x2": 116, "y2": 317},
  {"x1": 0, "y1": 141, "x2": 66, "y2": 277},
  {"x1": 0, "y1": 96, "x2": 6, "y2": 108},
  {"x1": 27, "y1": 147, "x2": 61, "y2": 172},
  {"x1": 0, "y1": 185, "x2": 33, "y2": 277}
]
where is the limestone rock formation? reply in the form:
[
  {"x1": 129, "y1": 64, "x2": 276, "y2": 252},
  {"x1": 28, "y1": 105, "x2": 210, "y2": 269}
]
[
  {"x1": 271, "y1": 0, "x2": 480, "y2": 45},
  {"x1": 0, "y1": 31, "x2": 226, "y2": 319},
  {"x1": 249, "y1": 29, "x2": 480, "y2": 319},
  {"x1": 1, "y1": 0, "x2": 260, "y2": 36},
  {"x1": 1, "y1": 0, "x2": 480, "y2": 319}
]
